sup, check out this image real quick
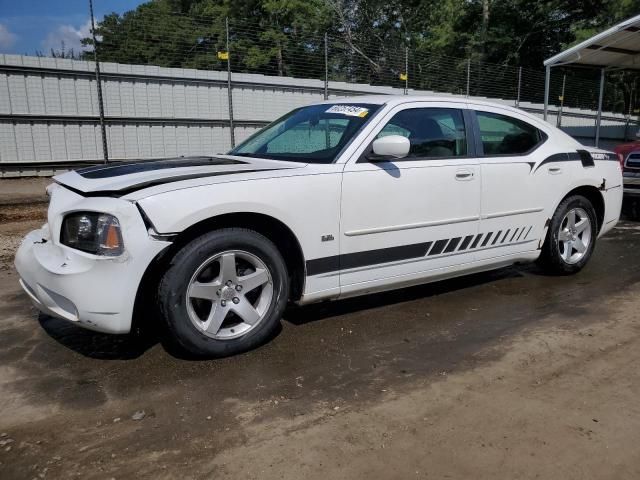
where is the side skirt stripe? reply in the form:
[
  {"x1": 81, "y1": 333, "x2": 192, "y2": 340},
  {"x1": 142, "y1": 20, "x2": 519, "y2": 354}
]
[{"x1": 307, "y1": 225, "x2": 534, "y2": 276}]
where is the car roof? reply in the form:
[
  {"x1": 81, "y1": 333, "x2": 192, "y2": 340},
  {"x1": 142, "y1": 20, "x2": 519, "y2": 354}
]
[
  {"x1": 317, "y1": 94, "x2": 529, "y2": 115},
  {"x1": 316, "y1": 94, "x2": 549, "y2": 129}
]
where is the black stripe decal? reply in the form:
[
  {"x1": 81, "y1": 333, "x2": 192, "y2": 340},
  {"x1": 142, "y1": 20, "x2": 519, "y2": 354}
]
[
  {"x1": 481, "y1": 232, "x2": 493, "y2": 247},
  {"x1": 78, "y1": 156, "x2": 246, "y2": 178},
  {"x1": 532, "y1": 150, "x2": 616, "y2": 173},
  {"x1": 459, "y1": 235, "x2": 474, "y2": 251},
  {"x1": 58, "y1": 169, "x2": 278, "y2": 197},
  {"x1": 509, "y1": 228, "x2": 519, "y2": 242},
  {"x1": 444, "y1": 237, "x2": 461, "y2": 253},
  {"x1": 577, "y1": 149, "x2": 595, "y2": 167},
  {"x1": 516, "y1": 227, "x2": 526, "y2": 241},
  {"x1": 306, "y1": 226, "x2": 537, "y2": 276},
  {"x1": 524, "y1": 226, "x2": 533, "y2": 239},
  {"x1": 306, "y1": 241, "x2": 433, "y2": 276},
  {"x1": 429, "y1": 239, "x2": 449, "y2": 256}
]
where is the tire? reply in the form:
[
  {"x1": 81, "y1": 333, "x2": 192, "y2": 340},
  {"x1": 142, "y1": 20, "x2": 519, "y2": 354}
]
[
  {"x1": 538, "y1": 195, "x2": 598, "y2": 275},
  {"x1": 158, "y1": 228, "x2": 289, "y2": 358}
]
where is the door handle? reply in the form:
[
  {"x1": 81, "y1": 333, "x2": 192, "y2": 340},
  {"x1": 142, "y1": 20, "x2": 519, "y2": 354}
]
[
  {"x1": 455, "y1": 170, "x2": 474, "y2": 181},
  {"x1": 548, "y1": 166, "x2": 562, "y2": 175}
]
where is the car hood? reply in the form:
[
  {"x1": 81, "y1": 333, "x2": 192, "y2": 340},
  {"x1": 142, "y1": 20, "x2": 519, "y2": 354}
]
[{"x1": 53, "y1": 155, "x2": 306, "y2": 197}]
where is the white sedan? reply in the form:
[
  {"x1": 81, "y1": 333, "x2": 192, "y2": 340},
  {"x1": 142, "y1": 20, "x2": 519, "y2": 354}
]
[{"x1": 15, "y1": 96, "x2": 623, "y2": 357}]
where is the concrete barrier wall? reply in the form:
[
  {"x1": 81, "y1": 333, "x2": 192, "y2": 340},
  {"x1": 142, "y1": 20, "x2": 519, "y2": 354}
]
[{"x1": 0, "y1": 54, "x2": 632, "y2": 175}]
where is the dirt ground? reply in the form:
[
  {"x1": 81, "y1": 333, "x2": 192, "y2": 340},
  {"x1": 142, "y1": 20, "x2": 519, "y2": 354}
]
[{"x1": 1, "y1": 184, "x2": 640, "y2": 479}]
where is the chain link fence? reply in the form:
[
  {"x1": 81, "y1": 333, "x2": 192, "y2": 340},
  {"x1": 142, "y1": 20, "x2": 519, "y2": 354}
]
[{"x1": 91, "y1": 12, "x2": 640, "y2": 150}]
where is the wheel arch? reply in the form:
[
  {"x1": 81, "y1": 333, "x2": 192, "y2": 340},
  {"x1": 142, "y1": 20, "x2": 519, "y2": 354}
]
[
  {"x1": 558, "y1": 185, "x2": 605, "y2": 234},
  {"x1": 132, "y1": 212, "x2": 306, "y2": 334}
]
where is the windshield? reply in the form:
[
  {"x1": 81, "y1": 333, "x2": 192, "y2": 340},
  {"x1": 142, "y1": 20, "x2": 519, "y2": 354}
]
[{"x1": 229, "y1": 103, "x2": 381, "y2": 163}]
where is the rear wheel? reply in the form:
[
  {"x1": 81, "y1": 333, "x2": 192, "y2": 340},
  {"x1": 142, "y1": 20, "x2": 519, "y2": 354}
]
[
  {"x1": 158, "y1": 228, "x2": 289, "y2": 357},
  {"x1": 538, "y1": 195, "x2": 597, "y2": 275}
]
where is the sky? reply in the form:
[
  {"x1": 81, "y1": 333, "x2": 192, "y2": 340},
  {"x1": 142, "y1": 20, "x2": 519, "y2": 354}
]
[{"x1": 0, "y1": 0, "x2": 147, "y2": 56}]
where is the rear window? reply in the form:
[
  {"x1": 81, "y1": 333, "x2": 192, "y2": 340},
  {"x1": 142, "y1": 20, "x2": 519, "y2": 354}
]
[{"x1": 476, "y1": 111, "x2": 545, "y2": 156}]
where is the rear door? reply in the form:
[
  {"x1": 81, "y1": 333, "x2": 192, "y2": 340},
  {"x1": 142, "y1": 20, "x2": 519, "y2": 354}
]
[
  {"x1": 339, "y1": 102, "x2": 481, "y2": 294},
  {"x1": 471, "y1": 106, "x2": 557, "y2": 261}
]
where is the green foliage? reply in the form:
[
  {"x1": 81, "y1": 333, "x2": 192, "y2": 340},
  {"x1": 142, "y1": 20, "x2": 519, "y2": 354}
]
[{"x1": 83, "y1": 0, "x2": 640, "y2": 112}]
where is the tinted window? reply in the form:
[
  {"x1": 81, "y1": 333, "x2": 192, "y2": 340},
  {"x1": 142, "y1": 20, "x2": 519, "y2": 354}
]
[
  {"x1": 231, "y1": 103, "x2": 380, "y2": 164},
  {"x1": 476, "y1": 111, "x2": 544, "y2": 155},
  {"x1": 266, "y1": 118, "x2": 349, "y2": 154},
  {"x1": 376, "y1": 108, "x2": 467, "y2": 158}
]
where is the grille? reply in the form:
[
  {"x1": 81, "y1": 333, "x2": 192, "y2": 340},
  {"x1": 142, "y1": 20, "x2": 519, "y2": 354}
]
[{"x1": 625, "y1": 152, "x2": 640, "y2": 170}]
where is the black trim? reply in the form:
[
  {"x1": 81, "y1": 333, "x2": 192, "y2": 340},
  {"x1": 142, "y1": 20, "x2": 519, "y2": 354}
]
[{"x1": 78, "y1": 156, "x2": 245, "y2": 179}]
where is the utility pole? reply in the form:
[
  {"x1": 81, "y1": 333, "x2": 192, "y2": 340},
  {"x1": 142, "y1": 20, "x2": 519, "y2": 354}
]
[
  {"x1": 89, "y1": 0, "x2": 108, "y2": 163},
  {"x1": 226, "y1": 17, "x2": 235, "y2": 148}
]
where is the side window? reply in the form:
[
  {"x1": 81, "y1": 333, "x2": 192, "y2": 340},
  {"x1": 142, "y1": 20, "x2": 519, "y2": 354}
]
[
  {"x1": 476, "y1": 111, "x2": 544, "y2": 155},
  {"x1": 376, "y1": 108, "x2": 467, "y2": 158},
  {"x1": 266, "y1": 118, "x2": 349, "y2": 154}
]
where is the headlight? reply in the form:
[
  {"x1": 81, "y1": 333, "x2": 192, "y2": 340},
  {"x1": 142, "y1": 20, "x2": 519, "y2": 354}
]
[{"x1": 60, "y1": 212, "x2": 124, "y2": 256}]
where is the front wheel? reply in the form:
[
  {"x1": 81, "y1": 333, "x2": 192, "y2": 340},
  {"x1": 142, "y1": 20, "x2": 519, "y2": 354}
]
[
  {"x1": 158, "y1": 228, "x2": 289, "y2": 357},
  {"x1": 538, "y1": 195, "x2": 598, "y2": 275}
]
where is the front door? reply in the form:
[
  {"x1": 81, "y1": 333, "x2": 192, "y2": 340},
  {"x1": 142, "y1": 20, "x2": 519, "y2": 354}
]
[{"x1": 339, "y1": 102, "x2": 481, "y2": 295}]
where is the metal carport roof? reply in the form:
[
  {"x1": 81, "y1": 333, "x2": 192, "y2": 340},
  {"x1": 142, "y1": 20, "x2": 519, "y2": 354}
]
[
  {"x1": 544, "y1": 14, "x2": 640, "y2": 70},
  {"x1": 543, "y1": 14, "x2": 640, "y2": 146}
]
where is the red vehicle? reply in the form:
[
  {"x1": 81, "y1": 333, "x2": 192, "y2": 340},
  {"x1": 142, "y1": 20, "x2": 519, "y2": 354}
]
[{"x1": 615, "y1": 132, "x2": 640, "y2": 220}]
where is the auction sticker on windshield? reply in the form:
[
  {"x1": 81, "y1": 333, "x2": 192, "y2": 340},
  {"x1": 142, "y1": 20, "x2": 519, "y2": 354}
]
[{"x1": 325, "y1": 105, "x2": 369, "y2": 117}]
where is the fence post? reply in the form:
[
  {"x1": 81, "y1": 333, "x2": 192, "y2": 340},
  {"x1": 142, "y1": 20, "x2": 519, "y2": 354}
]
[
  {"x1": 466, "y1": 59, "x2": 471, "y2": 97},
  {"x1": 404, "y1": 47, "x2": 409, "y2": 95},
  {"x1": 557, "y1": 74, "x2": 566, "y2": 128},
  {"x1": 595, "y1": 68, "x2": 605, "y2": 148},
  {"x1": 543, "y1": 65, "x2": 550, "y2": 121},
  {"x1": 324, "y1": 33, "x2": 329, "y2": 100},
  {"x1": 226, "y1": 17, "x2": 235, "y2": 148},
  {"x1": 89, "y1": 0, "x2": 108, "y2": 163},
  {"x1": 515, "y1": 66, "x2": 522, "y2": 107}
]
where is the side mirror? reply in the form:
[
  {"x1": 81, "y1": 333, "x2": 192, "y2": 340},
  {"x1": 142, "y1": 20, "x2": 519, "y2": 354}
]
[{"x1": 369, "y1": 135, "x2": 410, "y2": 161}]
